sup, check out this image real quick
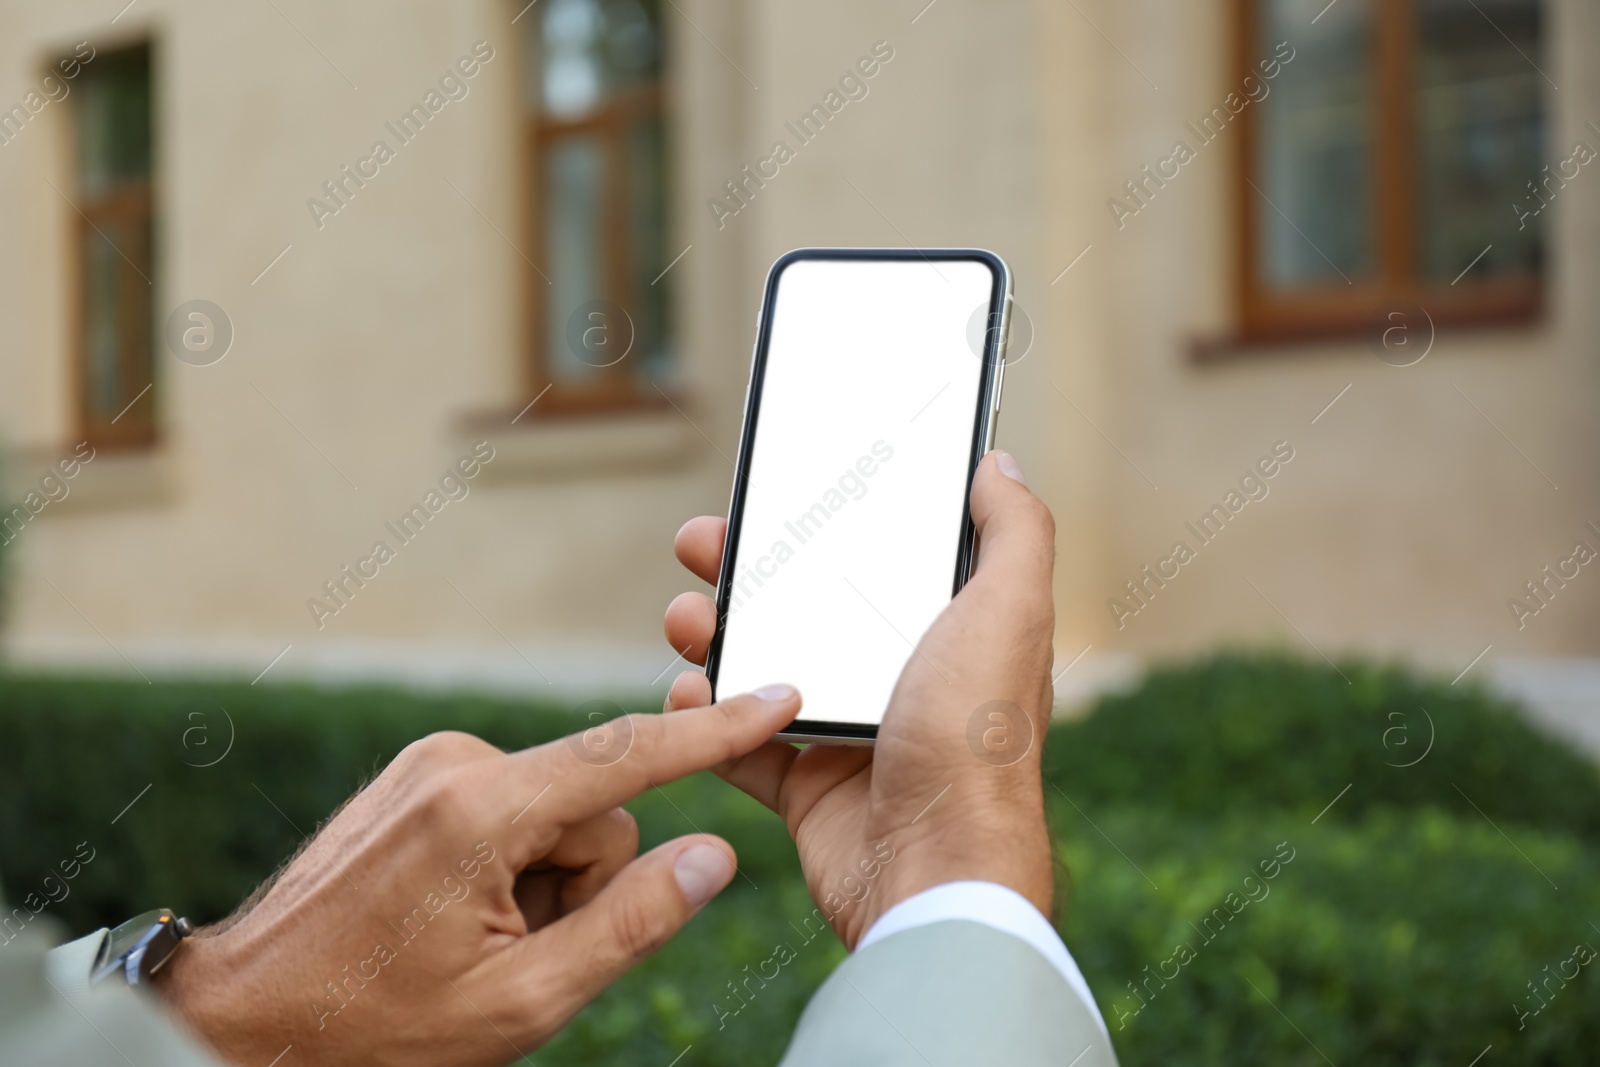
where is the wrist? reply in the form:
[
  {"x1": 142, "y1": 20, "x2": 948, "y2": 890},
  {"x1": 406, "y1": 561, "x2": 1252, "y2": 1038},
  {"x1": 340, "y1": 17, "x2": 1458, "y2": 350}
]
[
  {"x1": 847, "y1": 819, "x2": 1054, "y2": 948},
  {"x1": 153, "y1": 930, "x2": 273, "y2": 1067}
]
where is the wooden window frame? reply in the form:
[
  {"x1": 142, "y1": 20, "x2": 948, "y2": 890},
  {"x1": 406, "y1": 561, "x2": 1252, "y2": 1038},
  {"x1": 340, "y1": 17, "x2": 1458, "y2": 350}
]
[
  {"x1": 1231, "y1": 0, "x2": 1543, "y2": 347},
  {"x1": 525, "y1": 73, "x2": 671, "y2": 417},
  {"x1": 72, "y1": 43, "x2": 157, "y2": 451}
]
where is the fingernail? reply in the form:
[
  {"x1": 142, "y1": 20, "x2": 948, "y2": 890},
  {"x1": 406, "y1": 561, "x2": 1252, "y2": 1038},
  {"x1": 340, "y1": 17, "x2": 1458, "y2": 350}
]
[
  {"x1": 752, "y1": 683, "x2": 797, "y2": 702},
  {"x1": 674, "y1": 843, "x2": 734, "y2": 907},
  {"x1": 996, "y1": 450, "x2": 1027, "y2": 485}
]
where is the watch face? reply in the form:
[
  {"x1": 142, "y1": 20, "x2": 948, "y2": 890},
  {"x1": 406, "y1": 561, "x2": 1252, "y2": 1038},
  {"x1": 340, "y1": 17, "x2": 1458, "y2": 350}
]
[
  {"x1": 95, "y1": 908, "x2": 183, "y2": 985},
  {"x1": 100, "y1": 909, "x2": 167, "y2": 969}
]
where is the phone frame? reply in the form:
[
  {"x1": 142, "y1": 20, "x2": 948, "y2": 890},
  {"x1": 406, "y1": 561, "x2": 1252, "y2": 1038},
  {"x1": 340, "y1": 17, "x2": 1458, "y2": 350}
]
[{"x1": 703, "y1": 247, "x2": 1013, "y2": 744}]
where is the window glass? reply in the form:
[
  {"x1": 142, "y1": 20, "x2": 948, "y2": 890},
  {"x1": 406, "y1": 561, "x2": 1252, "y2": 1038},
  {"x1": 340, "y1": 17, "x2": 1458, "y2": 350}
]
[
  {"x1": 528, "y1": 0, "x2": 670, "y2": 405},
  {"x1": 1257, "y1": 0, "x2": 1375, "y2": 289},
  {"x1": 539, "y1": 0, "x2": 661, "y2": 118},
  {"x1": 1416, "y1": 0, "x2": 1544, "y2": 280},
  {"x1": 544, "y1": 136, "x2": 606, "y2": 383},
  {"x1": 75, "y1": 45, "x2": 155, "y2": 447},
  {"x1": 84, "y1": 227, "x2": 125, "y2": 421},
  {"x1": 77, "y1": 49, "x2": 152, "y2": 195},
  {"x1": 630, "y1": 115, "x2": 670, "y2": 380}
]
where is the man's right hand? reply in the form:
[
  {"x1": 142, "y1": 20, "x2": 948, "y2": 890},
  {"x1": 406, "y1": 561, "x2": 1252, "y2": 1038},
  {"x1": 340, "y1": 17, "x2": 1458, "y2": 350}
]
[
  {"x1": 663, "y1": 449, "x2": 1059, "y2": 947},
  {"x1": 154, "y1": 689, "x2": 804, "y2": 1066}
]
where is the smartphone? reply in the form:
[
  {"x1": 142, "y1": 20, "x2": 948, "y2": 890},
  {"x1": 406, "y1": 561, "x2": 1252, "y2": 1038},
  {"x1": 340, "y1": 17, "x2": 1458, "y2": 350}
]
[{"x1": 704, "y1": 248, "x2": 1012, "y2": 743}]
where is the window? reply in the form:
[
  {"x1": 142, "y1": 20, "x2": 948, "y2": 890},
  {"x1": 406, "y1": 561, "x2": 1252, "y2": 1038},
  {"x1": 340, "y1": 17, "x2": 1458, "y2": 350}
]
[
  {"x1": 1236, "y1": 0, "x2": 1546, "y2": 343},
  {"x1": 73, "y1": 44, "x2": 156, "y2": 449},
  {"x1": 525, "y1": 0, "x2": 672, "y2": 414}
]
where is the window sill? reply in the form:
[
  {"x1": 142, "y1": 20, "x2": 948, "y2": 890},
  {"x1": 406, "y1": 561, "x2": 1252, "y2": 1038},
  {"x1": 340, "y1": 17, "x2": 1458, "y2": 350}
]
[
  {"x1": 462, "y1": 408, "x2": 707, "y2": 483},
  {"x1": 1191, "y1": 298, "x2": 1544, "y2": 364},
  {"x1": 10, "y1": 443, "x2": 173, "y2": 515}
]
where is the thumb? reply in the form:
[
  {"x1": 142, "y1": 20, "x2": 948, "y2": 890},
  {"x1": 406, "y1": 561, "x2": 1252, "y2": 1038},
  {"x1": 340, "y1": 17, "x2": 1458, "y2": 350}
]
[
  {"x1": 968, "y1": 450, "x2": 1055, "y2": 598},
  {"x1": 493, "y1": 834, "x2": 737, "y2": 1038}
]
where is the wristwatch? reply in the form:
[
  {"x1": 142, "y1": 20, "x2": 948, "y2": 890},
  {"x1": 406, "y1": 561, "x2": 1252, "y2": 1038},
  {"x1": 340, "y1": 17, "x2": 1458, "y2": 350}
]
[{"x1": 90, "y1": 908, "x2": 195, "y2": 987}]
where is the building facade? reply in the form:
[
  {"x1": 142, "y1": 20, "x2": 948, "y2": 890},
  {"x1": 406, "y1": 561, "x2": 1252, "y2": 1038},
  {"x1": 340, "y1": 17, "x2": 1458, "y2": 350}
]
[{"x1": 1, "y1": 0, "x2": 1596, "y2": 743}]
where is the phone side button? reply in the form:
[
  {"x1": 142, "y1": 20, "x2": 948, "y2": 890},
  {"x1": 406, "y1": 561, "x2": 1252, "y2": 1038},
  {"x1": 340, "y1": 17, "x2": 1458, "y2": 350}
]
[{"x1": 992, "y1": 359, "x2": 1006, "y2": 414}]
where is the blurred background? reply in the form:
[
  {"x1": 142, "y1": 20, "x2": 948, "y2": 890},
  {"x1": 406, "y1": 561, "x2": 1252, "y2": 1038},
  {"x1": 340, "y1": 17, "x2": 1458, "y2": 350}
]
[{"x1": 1, "y1": 0, "x2": 1597, "y2": 1064}]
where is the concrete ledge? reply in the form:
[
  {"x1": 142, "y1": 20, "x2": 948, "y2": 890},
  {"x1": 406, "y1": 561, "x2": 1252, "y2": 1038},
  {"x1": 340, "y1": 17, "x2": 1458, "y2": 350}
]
[
  {"x1": 5, "y1": 444, "x2": 174, "y2": 517},
  {"x1": 1487, "y1": 658, "x2": 1600, "y2": 759},
  {"x1": 467, "y1": 411, "x2": 703, "y2": 483},
  {"x1": 1, "y1": 635, "x2": 683, "y2": 703},
  {"x1": 1050, "y1": 649, "x2": 1142, "y2": 718}
]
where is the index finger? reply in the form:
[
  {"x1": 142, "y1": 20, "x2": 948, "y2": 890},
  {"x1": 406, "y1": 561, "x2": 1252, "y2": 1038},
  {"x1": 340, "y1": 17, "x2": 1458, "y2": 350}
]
[{"x1": 499, "y1": 686, "x2": 800, "y2": 845}]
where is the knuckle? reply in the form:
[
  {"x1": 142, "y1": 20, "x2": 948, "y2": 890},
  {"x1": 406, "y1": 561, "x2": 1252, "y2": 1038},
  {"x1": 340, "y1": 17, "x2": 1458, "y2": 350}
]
[
  {"x1": 1019, "y1": 493, "x2": 1056, "y2": 541},
  {"x1": 393, "y1": 730, "x2": 497, "y2": 775},
  {"x1": 560, "y1": 712, "x2": 649, "y2": 772},
  {"x1": 410, "y1": 767, "x2": 484, "y2": 835},
  {"x1": 483, "y1": 974, "x2": 562, "y2": 1048},
  {"x1": 714, "y1": 694, "x2": 749, "y2": 727},
  {"x1": 563, "y1": 704, "x2": 639, "y2": 768},
  {"x1": 713, "y1": 699, "x2": 753, "y2": 754},
  {"x1": 1036, "y1": 499, "x2": 1057, "y2": 543},
  {"x1": 617, "y1": 712, "x2": 655, "y2": 755},
  {"x1": 609, "y1": 806, "x2": 640, "y2": 848},
  {"x1": 608, "y1": 894, "x2": 670, "y2": 961},
  {"x1": 521, "y1": 1004, "x2": 563, "y2": 1048}
]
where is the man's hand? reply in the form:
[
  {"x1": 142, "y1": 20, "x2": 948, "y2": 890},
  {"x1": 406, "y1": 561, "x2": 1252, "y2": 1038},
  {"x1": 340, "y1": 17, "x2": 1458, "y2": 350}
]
[
  {"x1": 155, "y1": 690, "x2": 802, "y2": 1067},
  {"x1": 663, "y1": 450, "x2": 1056, "y2": 947}
]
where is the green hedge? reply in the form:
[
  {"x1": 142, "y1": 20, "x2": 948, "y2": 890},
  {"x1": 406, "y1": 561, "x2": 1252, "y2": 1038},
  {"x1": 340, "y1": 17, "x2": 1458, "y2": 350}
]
[
  {"x1": 2, "y1": 653, "x2": 1597, "y2": 1065},
  {"x1": 1047, "y1": 653, "x2": 1600, "y2": 839}
]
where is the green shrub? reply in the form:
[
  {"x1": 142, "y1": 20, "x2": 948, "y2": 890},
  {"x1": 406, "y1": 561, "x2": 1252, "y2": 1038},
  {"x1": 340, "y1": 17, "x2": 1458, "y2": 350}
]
[
  {"x1": 1045, "y1": 652, "x2": 1600, "y2": 1066},
  {"x1": 0, "y1": 448, "x2": 13, "y2": 628},
  {"x1": 1047, "y1": 651, "x2": 1600, "y2": 838},
  {"x1": 1, "y1": 676, "x2": 580, "y2": 931},
  {"x1": 1, "y1": 653, "x2": 1596, "y2": 1066},
  {"x1": 1056, "y1": 807, "x2": 1600, "y2": 1066}
]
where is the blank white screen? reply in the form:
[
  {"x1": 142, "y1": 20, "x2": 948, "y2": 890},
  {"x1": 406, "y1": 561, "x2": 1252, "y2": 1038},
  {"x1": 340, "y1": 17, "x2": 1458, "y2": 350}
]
[{"x1": 716, "y1": 256, "x2": 997, "y2": 726}]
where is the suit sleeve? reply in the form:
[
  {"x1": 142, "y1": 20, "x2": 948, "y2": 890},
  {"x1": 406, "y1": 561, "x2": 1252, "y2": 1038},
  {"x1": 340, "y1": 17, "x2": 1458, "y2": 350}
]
[
  {"x1": 0, "y1": 924, "x2": 224, "y2": 1067},
  {"x1": 780, "y1": 919, "x2": 1119, "y2": 1067}
]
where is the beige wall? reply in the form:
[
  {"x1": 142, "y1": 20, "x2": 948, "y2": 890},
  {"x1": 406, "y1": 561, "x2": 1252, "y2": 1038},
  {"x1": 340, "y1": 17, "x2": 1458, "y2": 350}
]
[
  {"x1": 0, "y1": 0, "x2": 1596, "y2": 711},
  {"x1": 1061, "y1": 0, "x2": 1600, "y2": 677}
]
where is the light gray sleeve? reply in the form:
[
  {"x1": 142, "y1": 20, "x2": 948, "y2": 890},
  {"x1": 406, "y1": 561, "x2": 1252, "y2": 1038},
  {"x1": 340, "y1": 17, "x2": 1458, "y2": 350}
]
[
  {"x1": 2, "y1": 924, "x2": 225, "y2": 1067},
  {"x1": 781, "y1": 919, "x2": 1119, "y2": 1067}
]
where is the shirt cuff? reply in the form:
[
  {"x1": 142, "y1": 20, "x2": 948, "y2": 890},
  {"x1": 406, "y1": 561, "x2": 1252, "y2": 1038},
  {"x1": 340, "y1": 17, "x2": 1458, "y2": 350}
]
[
  {"x1": 43, "y1": 927, "x2": 110, "y2": 1006},
  {"x1": 856, "y1": 880, "x2": 1108, "y2": 1039}
]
